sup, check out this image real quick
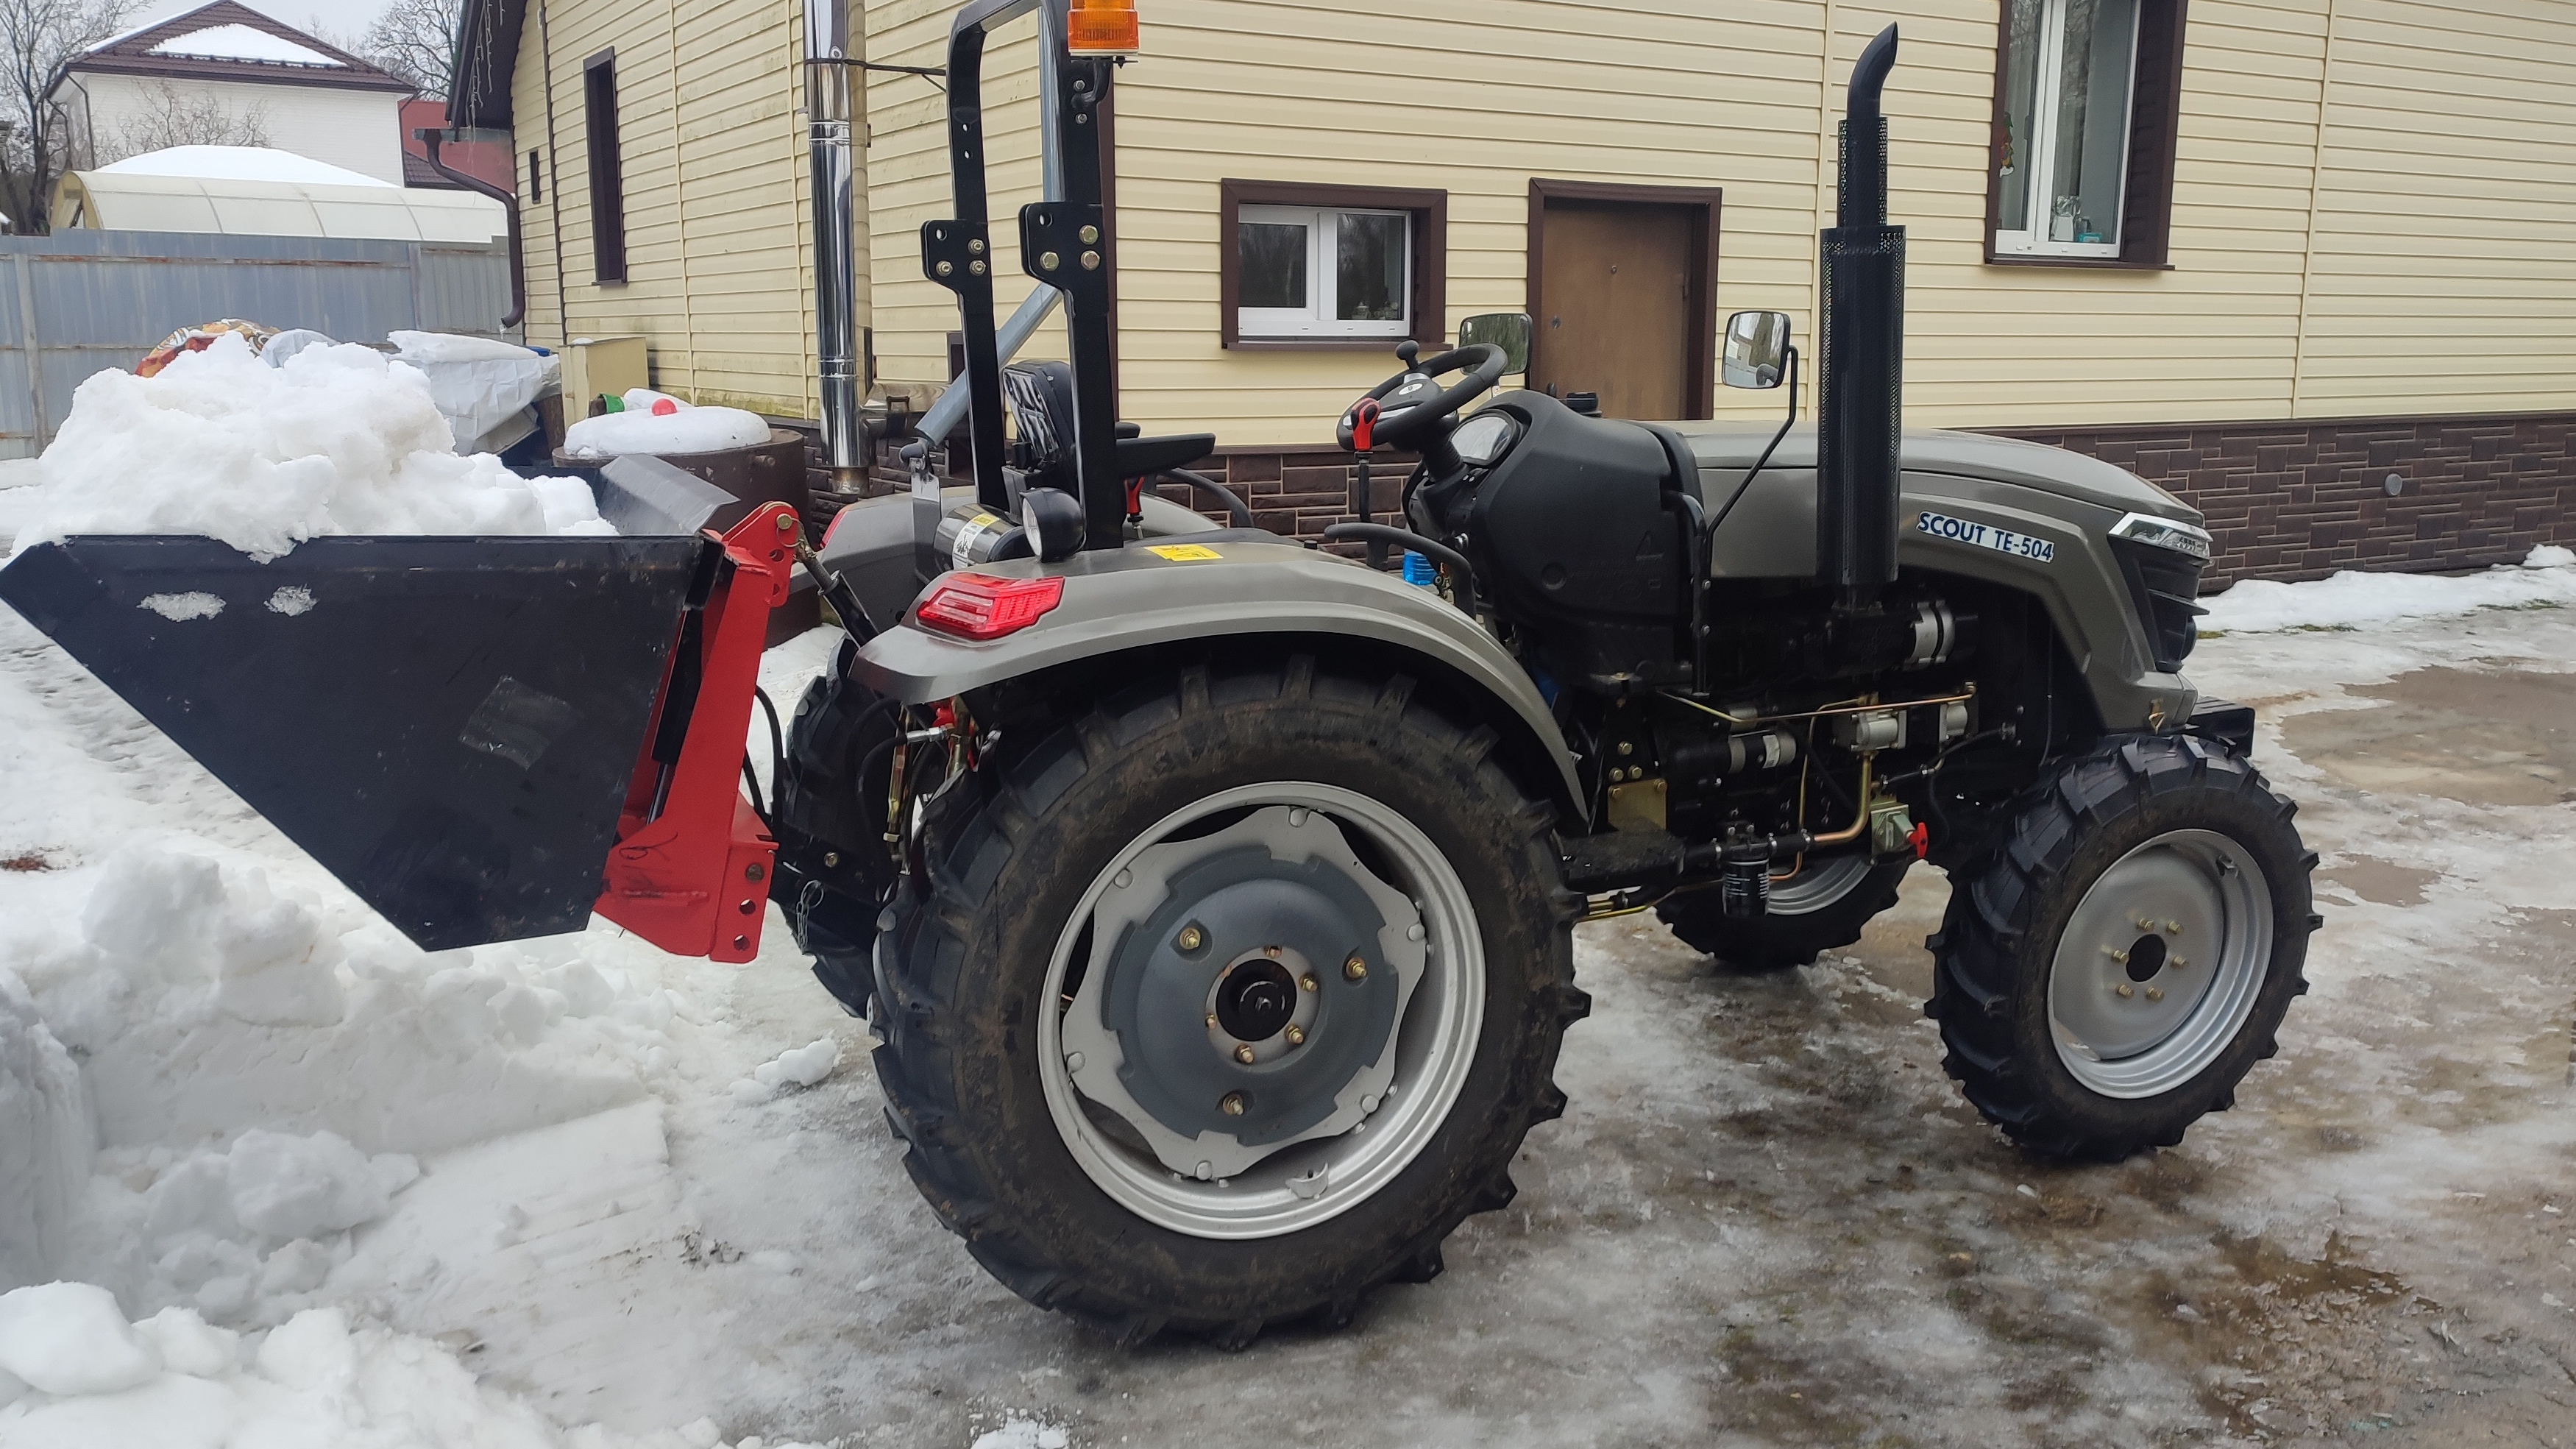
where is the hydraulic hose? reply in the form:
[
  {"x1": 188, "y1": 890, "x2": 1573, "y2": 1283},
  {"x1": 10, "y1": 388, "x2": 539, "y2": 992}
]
[{"x1": 1321, "y1": 523, "x2": 1477, "y2": 617}]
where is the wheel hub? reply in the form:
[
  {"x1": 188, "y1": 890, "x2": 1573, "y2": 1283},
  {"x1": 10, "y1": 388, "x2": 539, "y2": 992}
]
[
  {"x1": 1059, "y1": 805, "x2": 1423, "y2": 1181},
  {"x1": 2047, "y1": 829, "x2": 2273, "y2": 1098}
]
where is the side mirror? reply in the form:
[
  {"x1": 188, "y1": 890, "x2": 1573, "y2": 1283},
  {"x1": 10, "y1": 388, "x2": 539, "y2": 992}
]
[
  {"x1": 1722, "y1": 311, "x2": 1792, "y2": 390},
  {"x1": 1458, "y1": 312, "x2": 1532, "y2": 375}
]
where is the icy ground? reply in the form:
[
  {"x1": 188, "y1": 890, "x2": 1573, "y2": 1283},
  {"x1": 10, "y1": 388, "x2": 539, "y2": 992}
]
[{"x1": 1, "y1": 476, "x2": 2571, "y2": 1445}]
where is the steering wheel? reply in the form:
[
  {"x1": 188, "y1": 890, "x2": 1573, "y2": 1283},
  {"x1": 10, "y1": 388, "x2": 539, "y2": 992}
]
[{"x1": 1335, "y1": 341, "x2": 1509, "y2": 457}]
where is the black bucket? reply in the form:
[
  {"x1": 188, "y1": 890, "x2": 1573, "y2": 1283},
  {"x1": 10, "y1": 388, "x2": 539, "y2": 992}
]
[{"x1": 0, "y1": 458, "x2": 754, "y2": 951}]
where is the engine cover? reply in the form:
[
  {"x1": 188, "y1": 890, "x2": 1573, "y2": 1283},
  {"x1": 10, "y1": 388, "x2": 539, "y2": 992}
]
[{"x1": 1437, "y1": 393, "x2": 1691, "y2": 689}]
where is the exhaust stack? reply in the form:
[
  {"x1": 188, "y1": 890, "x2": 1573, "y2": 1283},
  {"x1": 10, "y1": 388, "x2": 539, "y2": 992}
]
[
  {"x1": 804, "y1": 0, "x2": 869, "y2": 494},
  {"x1": 1816, "y1": 25, "x2": 1904, "y2": 611}
]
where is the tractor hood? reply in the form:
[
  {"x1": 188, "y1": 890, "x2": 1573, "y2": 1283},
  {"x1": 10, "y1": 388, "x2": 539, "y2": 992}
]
[{"x1": 1667, "y1": 423, "x2": 2198, "y2": 525}]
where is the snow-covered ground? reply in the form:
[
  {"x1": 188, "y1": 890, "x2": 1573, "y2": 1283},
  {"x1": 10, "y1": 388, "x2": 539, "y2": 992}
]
[{"x1": 4, "y1": 476, "x2": 2572, "y2": 1446}]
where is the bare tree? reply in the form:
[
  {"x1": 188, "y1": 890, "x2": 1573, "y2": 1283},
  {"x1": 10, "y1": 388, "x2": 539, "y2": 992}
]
[
  {"x1": 0, "y1": 0, "x2": 134, "y2": 233},
  {"x1": 97, "y1": 79, "x2": 269, "y2": 163},
  {"x1": 358, "y1": 0, "x2": 459, "y2": 99}
]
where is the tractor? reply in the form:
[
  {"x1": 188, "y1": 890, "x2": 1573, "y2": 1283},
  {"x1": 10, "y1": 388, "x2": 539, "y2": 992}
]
[{"x1": 0, "y1": 0, "x2": 2313, "y2": 1349}]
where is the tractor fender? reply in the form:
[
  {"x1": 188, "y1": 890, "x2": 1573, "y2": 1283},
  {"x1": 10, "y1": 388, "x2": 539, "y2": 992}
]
[
  {"x1": 811, "y1": 485, "x2": 1219, "y2": 631},
  {"x1": 849, "y1": 538, "x2": 1587, "y2": 820}
]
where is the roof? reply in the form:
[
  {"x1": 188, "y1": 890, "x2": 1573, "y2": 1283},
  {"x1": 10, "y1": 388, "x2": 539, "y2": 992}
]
[
  {"x1": 402, "y1": 152, "x2": 458, "y2": 188},
  {"x1": 448, "y1": 0, "x2": 526, "y2": 129},
  {"x1": 99, "y1": 145, "x2": 396, "y2": 188},
  {"x1": 64, "y1": 1, "x2": 415, "y2": 94},
  {"x1": 53, "y1": 169, "x2": 505, "y2": 242}
]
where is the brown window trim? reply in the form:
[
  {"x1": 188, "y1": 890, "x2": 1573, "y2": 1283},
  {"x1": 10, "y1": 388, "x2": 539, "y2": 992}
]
[
  {"x1": 1982, "y1": 0, "x2": 2188, "y2": 271},
  {"x1": 583, "y1": 47, "x2": 626, "y2": 285},
  {"x1": 1525, "y1": 177, "x2": 1723, "y2": 420},
  {"x1": 1220, "y1": 179, "x2": 1447, "y2": 350}
]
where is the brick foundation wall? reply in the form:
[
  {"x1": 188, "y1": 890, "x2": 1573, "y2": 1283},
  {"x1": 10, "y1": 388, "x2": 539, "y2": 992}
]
[
  {"x1": 789, "y1": 411, "x2": 2575, "y2": 588},
  {"x1": 1985, "y1": 414, "x2": 2576, "y2": 589}
]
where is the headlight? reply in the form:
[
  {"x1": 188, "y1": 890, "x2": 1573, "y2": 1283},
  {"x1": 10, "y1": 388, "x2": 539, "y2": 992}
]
[{"x1": 2110, "y1": 512, "x2": 2213, "y2": 561}]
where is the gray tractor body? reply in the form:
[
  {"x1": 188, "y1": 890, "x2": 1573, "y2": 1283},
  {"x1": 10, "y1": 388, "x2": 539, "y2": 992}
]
[{"x1": 822, "y1": 425, "x2": 2207, "y2": 825}]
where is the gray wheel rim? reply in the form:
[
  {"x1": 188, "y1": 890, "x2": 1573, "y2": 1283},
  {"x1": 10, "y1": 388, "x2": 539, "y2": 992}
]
[
  {"x1": 1038, "y1": 783, "x2": 1484, "y2": 1240},
  {"x1": 1766, "y1": 854, "x2": 1881, "y2": 915},
  {"x1": 2047, "y1": 828, "x2": 2273, "y2": 1099}
]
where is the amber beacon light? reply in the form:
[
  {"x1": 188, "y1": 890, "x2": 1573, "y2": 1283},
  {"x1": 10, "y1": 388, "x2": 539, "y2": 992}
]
[{"x1": 1066, "y1": 0, "x2": 1140, "y2": 54}]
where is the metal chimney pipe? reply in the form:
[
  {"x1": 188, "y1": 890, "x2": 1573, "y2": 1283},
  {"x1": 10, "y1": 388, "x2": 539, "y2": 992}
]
[
  {"x1": 804, "y1": 0, "x2": 869, "y2": 495},
  {"x1": 1815, "y1": 24, "x2": 1904, "y2": 612}
]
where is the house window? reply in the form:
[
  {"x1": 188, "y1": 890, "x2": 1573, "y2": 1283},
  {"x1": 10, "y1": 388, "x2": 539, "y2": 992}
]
[
  {"x1": 1987, "y1": 0, "x2": 2188, "y2": 267},
  {"x1": 1220, "y1": 181, "x2": 1447, "y2": 349},
  {"x1": 1238, "y1": 205, "x2": 1410, "y2": 339},
  {"x1": 583, "y1": 50, "x2": 626, "y2": 283}
]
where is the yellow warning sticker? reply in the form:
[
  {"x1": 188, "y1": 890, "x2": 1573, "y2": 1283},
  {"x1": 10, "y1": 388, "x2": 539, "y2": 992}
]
[{"x1": 1143, "y1": 544, "x2": 1223, "y2": 561}]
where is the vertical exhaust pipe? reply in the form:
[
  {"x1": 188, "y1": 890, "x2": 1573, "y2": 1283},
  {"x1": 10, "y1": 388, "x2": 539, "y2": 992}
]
[
  {"x1": 804, "y1": 0, "x2": 869, "y2": 495},
  {"x1": 1816, "y1": 25, "x2": 1904, "y2": 612}
]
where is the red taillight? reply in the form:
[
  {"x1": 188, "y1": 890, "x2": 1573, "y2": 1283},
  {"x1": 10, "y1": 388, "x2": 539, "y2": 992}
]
[{"x1": 914, "y1": 573, "x2": 1065, "y2": 641}]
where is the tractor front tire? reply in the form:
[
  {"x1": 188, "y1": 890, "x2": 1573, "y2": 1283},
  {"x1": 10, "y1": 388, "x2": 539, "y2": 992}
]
[
  {"x1": 1928, "y1": 734, "x2": 2318, "y2": 1161},
  {"x1": 870, "y1": 659, "x2": 1586, "y2": 1345}
]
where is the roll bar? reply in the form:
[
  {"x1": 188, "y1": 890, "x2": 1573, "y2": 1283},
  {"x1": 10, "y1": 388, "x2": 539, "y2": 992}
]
[{"x1": 922, "y1": 0, "x2": 1126, "y2": 549}]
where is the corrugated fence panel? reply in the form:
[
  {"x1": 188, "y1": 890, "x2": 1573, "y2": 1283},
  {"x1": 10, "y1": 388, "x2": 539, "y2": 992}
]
[{"x1": 0, "y1": 230, "x2": 512, "y2": 458}]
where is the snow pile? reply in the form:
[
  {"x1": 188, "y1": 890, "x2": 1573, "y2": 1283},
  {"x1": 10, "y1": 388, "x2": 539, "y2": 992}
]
[
  {"x1": 728, "y1": 1037, "x2": 839, "y2": 1104},
  {"x1": 10, "y1": 333, "x2": 610, "y2": 561},
  {"x1": 0, "y1": 838, "x2": 695, "y2": 1329},
  {"x1": 2200, "y1": 543, "x2": 2576, "y2": 634},
  {"x1": 0, "y1": 1288, "x2": 823, "y2": 1449},
  {"x1": 0, "y1": 973, "x2": 91, "y2": 1292},
  {"x1": 564, "y1": 389, "x2": 770, "y2": 459}
]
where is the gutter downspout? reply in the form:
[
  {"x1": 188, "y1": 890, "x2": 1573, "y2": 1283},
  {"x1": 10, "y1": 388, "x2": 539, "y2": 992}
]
[
  {"x1": 803, "y1": 0, "x2": 868, "y2": 494},
  {"x1": 417, "y1": 127, "x2": 526, "y2": 330}
]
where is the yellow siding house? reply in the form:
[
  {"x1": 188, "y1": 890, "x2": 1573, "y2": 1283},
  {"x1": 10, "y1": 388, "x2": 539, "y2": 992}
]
[{"x1": 455, "y1": 0, "x2": 2575, "y2": 583}]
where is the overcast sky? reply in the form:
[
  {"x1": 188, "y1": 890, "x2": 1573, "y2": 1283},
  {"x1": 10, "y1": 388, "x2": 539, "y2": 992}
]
[{"x1": 129, "y1": 0, "x2": 407, "y2": 47}]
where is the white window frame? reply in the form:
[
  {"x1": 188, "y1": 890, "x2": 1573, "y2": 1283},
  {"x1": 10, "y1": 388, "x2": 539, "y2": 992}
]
[
  {"x1": 1236, "y1": 204, "x2": 1412, "y2": 341},
  {"x1": 1993, "y1": 0, "x2": 2140, "y2": 261}
]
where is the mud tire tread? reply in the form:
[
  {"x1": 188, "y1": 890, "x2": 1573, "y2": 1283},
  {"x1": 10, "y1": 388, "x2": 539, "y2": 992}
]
[
  {"x1": 870, "y1": 658, "x2": 1583, "y2": 1346},
  {"x1": 1927, "y1": 733, "x2": 2316, "y2": 1162}
]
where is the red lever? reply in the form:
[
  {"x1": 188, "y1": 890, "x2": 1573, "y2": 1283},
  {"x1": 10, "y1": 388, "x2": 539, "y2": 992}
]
[
  {"x1": 1351, "y1": 397, "x2": 1380, "y2": 453},
  {"x1": 1909, "y1": 821, "x2": 1931, "y2": 860}
]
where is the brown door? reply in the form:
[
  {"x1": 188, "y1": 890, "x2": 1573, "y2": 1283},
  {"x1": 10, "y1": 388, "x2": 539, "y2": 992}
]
[{"x1": 1530, "y1": 198, "x2": 1706, "y2": 419}]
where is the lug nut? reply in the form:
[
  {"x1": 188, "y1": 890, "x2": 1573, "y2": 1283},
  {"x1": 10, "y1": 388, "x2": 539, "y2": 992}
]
[
  {"x1": 2114, "y1": 983, "x2": 2134, "y2": 998},
  {"x1": 2145, "y1": 986, "x2": 2165, "y2": 1002},
  {"x1": 1220, "y1": 1093, "x2": 1245, "y2": 1117},
  {"x1": 1177, "y1": 924, "x2": 1204, "y2": 952},
  {"x1": 1617, "y1": 740, "x2": 1633, "y2": 757},
  {"x1": 1263, "y1": 945, "x2": 1282, "y2": 958},
  {"x1": 1344, "y1": 954, "x2": 1367, "y2": 982},
  {"x1": 1300, "y1": 974, "x2": 1318, "y2": 992},
  {"x1": 1234, "y1": 1045, "x2": 1256, "y2": 1065},
  {"x1": 1204, "y1": 1012, "x2": 1218, "y2": 1030},
  {"x1": 2104, "y1": 947, "x2": 2129, "y2": 965},
  {"x1": 2171, "y1": 956, "x2": 2188, "y2": 970},
  {"x1": 2166, "y1": 920, "x2": 2184, "y2": 935},
  {"x1": 1284, "y1": 1024, "x2": 1306, "y2": 1046}
]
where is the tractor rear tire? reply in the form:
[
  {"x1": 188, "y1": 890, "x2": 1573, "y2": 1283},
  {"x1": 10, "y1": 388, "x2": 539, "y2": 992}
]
[
  {"x1": 869, "y1": 659, "x2": 1586, "y2": 1345},
  {"x1": 1656, "y1": 856, "x2": 1911, "y2": 969},
  {"x1": 1927, "y1": 734, "x2": 2318, "y2": 1161}
]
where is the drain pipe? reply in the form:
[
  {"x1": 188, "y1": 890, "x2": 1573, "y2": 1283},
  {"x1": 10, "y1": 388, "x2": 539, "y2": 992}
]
[
  {"x1": 804, "y1": 0, "x2": 870, "y2": 495},
  {"x1": 1814, "y1": 24, "x2": 1904, "y2": 614},
  {"x1": 416, "y1": 129, "x2": 525, "y2": 330}
]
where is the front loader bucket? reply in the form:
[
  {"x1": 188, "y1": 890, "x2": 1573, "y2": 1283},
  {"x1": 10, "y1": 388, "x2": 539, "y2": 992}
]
[{"x1": 0, "y1": 534, "x2": 705, "y2": 949}]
